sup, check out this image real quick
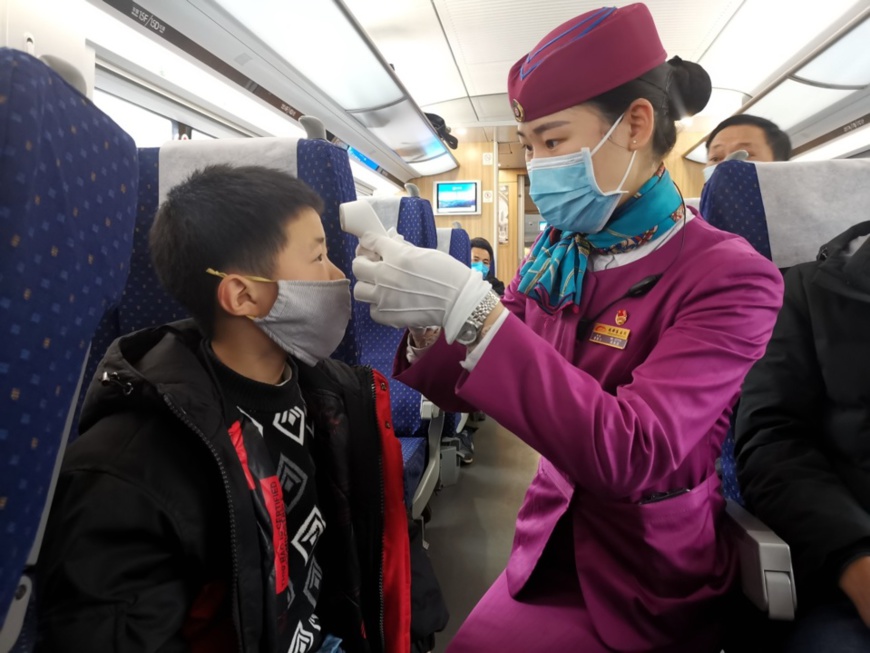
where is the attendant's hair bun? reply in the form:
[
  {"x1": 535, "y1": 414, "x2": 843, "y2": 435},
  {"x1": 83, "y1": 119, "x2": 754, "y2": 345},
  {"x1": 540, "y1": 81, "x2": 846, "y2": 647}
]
[{"x1": 666, "y1": 56, "x2": 711, "y2": 118}]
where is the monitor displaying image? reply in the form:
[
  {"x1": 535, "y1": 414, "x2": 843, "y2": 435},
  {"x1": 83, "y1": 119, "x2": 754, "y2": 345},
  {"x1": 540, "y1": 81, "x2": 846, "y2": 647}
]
[{"x1": 434, "y1": 180, "x2": 480, "y2": 215}]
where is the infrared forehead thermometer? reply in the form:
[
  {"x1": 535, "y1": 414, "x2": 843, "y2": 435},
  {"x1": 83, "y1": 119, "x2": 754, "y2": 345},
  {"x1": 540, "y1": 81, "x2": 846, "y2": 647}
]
[
  {"x1": 340, "y1": 201, "x2": 388, "y2": 239},
  {"x1": 725, "y1": 149, "x2": 749, "y2": 162}
]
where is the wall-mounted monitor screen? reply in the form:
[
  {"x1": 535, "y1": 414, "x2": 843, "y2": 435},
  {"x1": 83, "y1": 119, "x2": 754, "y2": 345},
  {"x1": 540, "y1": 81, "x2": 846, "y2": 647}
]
[{"x1": 434, "y1": 180, "x2": 480, "y2": 215}]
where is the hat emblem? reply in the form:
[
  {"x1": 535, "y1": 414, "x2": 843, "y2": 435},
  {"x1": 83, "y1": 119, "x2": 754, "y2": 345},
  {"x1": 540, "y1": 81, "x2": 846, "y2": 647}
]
[{"x1": 511, "y1": 99, "x2": 524, "y2": 122}]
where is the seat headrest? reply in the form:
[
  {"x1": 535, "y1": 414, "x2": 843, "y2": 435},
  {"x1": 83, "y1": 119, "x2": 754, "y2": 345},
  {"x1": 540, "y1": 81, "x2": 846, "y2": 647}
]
[
  {"x1": 39, "y1": 54, "x2": 87, "y2": 97},
  {"x1": 158, "y1": 137, "x2": 302, "y2": 205},
  {"x1": 436, "y1": 227, "x2": 452, "y2": 254},
  {"x1": 754, "y1": 159, "x2": 870, "y2": 267},
  {"x1": 361, "y1": 196, "x2": 402, "y2": 233}
]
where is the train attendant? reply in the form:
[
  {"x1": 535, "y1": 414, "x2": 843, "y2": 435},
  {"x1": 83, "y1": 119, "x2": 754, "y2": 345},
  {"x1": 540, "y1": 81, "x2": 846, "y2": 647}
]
[{"x1": 349, "y1": 4, "x2": 784, "y2": 650}]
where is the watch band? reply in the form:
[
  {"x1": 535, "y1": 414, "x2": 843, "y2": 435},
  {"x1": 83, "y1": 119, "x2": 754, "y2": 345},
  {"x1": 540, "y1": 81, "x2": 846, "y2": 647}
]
[
  {"x1": 468, "y1": 290, "x2": 500, "y2": 330},
  {"x1": 458, "y1": 290, "x2": 500, "y2": 345}
]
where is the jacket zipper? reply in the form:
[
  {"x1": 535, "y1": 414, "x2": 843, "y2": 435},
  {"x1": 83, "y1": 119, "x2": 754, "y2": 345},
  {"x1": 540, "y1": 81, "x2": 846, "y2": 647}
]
[
  {"x1": 367, "y1": 367, "x2": 386, "y2": 651},
  {"x1": 101, "y1": 371, "x2": 246, "y2": 651},
  {"x1": 162, "y1": 393, "x2": 245, "y2": 653}
]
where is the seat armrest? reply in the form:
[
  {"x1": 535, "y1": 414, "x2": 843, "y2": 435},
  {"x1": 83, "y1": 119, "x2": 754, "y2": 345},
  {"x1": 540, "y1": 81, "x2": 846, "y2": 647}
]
[
  {"x1": 725, "y1": 499, "x2": 797, "y2": 620},
  {"x1": 412, "y1": 399, "x2": 444, "y2": 520},
  {"x1": 0, "y1": 575, "x2": 31, "y2": 653}
]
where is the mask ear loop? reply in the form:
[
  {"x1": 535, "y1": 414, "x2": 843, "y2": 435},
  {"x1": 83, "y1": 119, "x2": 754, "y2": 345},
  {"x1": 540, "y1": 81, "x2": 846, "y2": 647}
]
[
  {"x1": 615, "y1": 150, "x2": 637, "y2": 192},
  {"x1": 205, "y1": 267, "x2": 274, "y2": 284},
  {"x1": 590, "y1": 114, "x2": 637, "y2": 193},
  {"x1": 205, "y1": 268, "x2": 275, "y2": 320},
  {"x1": 591, "y1": 114, "x2": 625, "y2": 157}
]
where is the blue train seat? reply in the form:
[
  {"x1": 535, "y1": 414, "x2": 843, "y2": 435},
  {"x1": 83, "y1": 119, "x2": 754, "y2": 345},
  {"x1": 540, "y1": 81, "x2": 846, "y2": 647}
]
[
  {"x1": 698, "y1": 158, "x2": 870, "y2": 622},
  {"x1": 700, "y1": 160, "x2": 795, "y2": 622},
  {"x1": 435, "y1": 226, "x2": 472, "y2": 439},
  {"x1": 436, "y1": 226, "x2": 471, "y2": 266},
  {"x1": 357, "y1": 195, "x2": 442, "y2": 516},
  {"x1": 0, "y1": 49, "x2": 137, "y2": 647},
  {"x1": 701, "y1": 159, "x2": 868, "y2": 508}
]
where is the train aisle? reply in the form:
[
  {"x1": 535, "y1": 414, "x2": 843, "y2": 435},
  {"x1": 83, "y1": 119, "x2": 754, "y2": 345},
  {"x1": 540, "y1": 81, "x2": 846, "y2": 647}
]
[{"x1": 426, "y1": 418, "x2": 540, "y2": 653}]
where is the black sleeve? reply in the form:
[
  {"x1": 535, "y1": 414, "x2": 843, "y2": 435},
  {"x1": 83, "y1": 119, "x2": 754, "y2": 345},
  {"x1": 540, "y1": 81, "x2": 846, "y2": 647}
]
[
  {"x1": 735, "y1": 265, "x2": 870, "y2": 588},
  {"x1": 36, "y1": 469, "x2": 193, "y2": 653},
  {"x1": 489, "y1": 276, "x2": 506, "y2": 297}
]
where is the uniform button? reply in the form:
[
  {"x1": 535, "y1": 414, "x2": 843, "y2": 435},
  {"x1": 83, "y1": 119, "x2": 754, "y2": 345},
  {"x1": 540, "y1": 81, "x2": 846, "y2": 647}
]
[{"x1": 385, "y1": 421, "x2": 392, "y2": 430}]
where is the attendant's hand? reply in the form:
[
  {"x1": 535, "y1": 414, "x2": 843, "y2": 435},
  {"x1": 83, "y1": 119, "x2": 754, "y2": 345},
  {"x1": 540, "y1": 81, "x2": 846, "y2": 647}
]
[
  {"x1": 355, "y1": 227, "x2": 406, "y2": 261},
  {"x1": 840, "y1": 555, "x2": 870, "y2": 628},
  {"x1": 352, "y1": 232, "x2": 490, "y2": 343}
]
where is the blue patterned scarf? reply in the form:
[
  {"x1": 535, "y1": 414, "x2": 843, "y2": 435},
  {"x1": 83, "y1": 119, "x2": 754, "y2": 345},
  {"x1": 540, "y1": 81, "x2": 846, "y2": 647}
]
[{"x1": 518, "y1": 166, "x2": 684, "y2": 314}]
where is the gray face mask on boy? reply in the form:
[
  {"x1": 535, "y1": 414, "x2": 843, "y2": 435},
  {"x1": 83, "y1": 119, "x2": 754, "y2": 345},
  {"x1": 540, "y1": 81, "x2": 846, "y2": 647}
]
[{"x1": 207, "y1": 269, "x2": 352, "y2": 367}]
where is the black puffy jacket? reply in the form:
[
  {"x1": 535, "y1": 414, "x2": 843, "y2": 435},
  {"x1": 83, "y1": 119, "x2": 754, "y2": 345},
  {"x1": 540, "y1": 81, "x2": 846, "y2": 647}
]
[
  {"x1": 736, "y1": 222, "x2": 870, "y2": 607},
  {"x1": 36, "y1": 321, "x2": 414, "y2": 653}
]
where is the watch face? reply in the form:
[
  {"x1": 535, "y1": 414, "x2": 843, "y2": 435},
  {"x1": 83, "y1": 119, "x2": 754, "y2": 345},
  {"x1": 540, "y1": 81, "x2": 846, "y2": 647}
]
[{"x1": 456, "y1": 323, "x2": 477, "y2": 345}]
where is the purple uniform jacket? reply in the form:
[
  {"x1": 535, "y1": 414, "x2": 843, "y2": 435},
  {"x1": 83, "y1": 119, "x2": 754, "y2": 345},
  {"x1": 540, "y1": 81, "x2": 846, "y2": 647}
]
[{"x1": 395, "y1": 217, "x2": 784, "y2": 650}]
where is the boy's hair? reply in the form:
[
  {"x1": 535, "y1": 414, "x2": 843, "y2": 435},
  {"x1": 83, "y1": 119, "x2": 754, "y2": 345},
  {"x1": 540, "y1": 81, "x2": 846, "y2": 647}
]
[{"x1": 149, "y1": 164, "x2": 325, "y2": 336}]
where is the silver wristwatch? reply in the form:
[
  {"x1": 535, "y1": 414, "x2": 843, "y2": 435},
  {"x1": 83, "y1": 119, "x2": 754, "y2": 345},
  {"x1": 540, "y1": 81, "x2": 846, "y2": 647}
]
[{"x1": 456, "y1": 290, "x2": 500, "y2": 345}]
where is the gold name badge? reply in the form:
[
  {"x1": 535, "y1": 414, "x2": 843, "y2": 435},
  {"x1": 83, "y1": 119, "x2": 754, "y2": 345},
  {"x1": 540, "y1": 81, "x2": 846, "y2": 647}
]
[{"x1": 589, "y1": 323, "x2": 631, "y2": 350}]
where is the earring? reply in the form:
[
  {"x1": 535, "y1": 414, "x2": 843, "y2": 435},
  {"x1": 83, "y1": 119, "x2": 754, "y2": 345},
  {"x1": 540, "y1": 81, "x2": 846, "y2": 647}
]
[{"x1": 632, "y1": 139, "x2": 637, "y2": 144}]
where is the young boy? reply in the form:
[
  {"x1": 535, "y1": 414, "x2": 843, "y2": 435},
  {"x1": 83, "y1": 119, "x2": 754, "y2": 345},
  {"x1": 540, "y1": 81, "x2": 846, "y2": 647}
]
[{"x1": 36, "y1": 165, "x2": 410, "y2": 653}]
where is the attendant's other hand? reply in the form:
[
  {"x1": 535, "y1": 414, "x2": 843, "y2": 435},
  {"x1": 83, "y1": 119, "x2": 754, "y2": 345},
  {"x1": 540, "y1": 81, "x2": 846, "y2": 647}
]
[{"x1": 409, "y1": 327, "x2": 441, "y2": 349}]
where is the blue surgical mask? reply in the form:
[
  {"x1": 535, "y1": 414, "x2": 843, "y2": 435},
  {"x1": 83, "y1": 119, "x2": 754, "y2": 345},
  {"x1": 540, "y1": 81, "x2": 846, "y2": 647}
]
[
  {"x1": 527, "y1": 114, "x2": 636, "y2": 234},
  {"x1": 471, "y1": 261, "x2": 490, "y2": 277},
  {"x1": 703, "y1": 150, "x2": 749, "y2": 184},
  {"x1": 703, "y1": 164, "x2": 717, "y2": 183}
]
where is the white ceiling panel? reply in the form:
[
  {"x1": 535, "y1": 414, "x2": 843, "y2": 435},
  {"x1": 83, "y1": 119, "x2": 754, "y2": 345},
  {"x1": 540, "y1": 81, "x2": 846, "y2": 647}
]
[
  {"x1": 470, "y1": 93, "x2": 513, "y2": 122},
  {"x1": 457, "y1": 126, "x2": 492, "y2": 142},
  {"x1": 421, "y1": 96, "x2": 479, "y2": 127},
  {"x1": 345, "y1": 0, "x2": 870, "y2": 164},
  {"x1": 432, "y1": 0, "x2": 742, "y2": 96},
  {"x1": 464, "y1": 62, "x2": 520, "y2": 98}
]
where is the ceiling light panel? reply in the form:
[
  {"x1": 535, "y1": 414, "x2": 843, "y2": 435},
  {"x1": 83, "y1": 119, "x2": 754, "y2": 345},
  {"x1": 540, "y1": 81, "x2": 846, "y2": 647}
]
[
  {"x1": 341, "y1": 0, "x2": 467, "y2": 108},
  {"x1": 353, "y1": 99, "x2": 450, "y2": 162},
  {"x1": 794, "y1": 17, "x2": 870, "y2": 88},
  {"x1": 411, "y1": 153, "x2": 457, "y2": 176},
  {"x1": 700, "y1": 0, "x2": 859, "y2": 95},
  {"x1": 212, "y1": 0, "x2": 404, "y2": 111},
  {"x1": 794, "y1": 122, "x2": 870, "y2": 161},
  {"x1": 747, "y1": 79, "x2": 856, "y2": 131}
]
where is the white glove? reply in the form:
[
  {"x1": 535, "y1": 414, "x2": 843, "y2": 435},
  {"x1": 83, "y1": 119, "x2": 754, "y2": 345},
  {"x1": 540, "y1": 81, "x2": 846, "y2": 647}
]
[
  {"x1": 355, "y1": 227, "x2": 406, "y2": 262},
  {"x1": 353, "y1": 232, "x2": 491, "y2": 343}
]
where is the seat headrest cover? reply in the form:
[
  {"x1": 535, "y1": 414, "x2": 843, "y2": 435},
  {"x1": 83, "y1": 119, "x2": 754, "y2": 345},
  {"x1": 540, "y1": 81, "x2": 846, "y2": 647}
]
[
  {"x1": 361, "y1": 197, "x2": 402, "y2": 233},
  {"x1": 755, "y1": 159, "x2": 870, "y2": 268},
  {"x1": 158, "y1": 137, "x2": 301, "y2": 205},
  {"x1": 435, "y1": 227, "x2": 452, "y2": 254}
]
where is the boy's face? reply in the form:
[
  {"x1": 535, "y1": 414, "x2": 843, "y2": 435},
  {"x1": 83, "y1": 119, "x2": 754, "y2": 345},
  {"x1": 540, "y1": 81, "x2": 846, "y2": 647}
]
[{"x1": 272, "y1": 207, "x2": 345, "y2": 282}]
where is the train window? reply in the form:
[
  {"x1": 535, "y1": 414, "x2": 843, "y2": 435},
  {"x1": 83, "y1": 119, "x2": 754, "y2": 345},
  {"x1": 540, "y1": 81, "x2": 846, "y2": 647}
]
[{"x1": 93, "y1": 90, "x2": 173, "y2": 147}]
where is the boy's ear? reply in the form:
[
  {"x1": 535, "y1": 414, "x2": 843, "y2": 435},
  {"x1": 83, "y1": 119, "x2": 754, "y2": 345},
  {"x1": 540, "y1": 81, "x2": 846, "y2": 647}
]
[{"x1": 215, "y1": 275, "x2": 277, "y2": 319}]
